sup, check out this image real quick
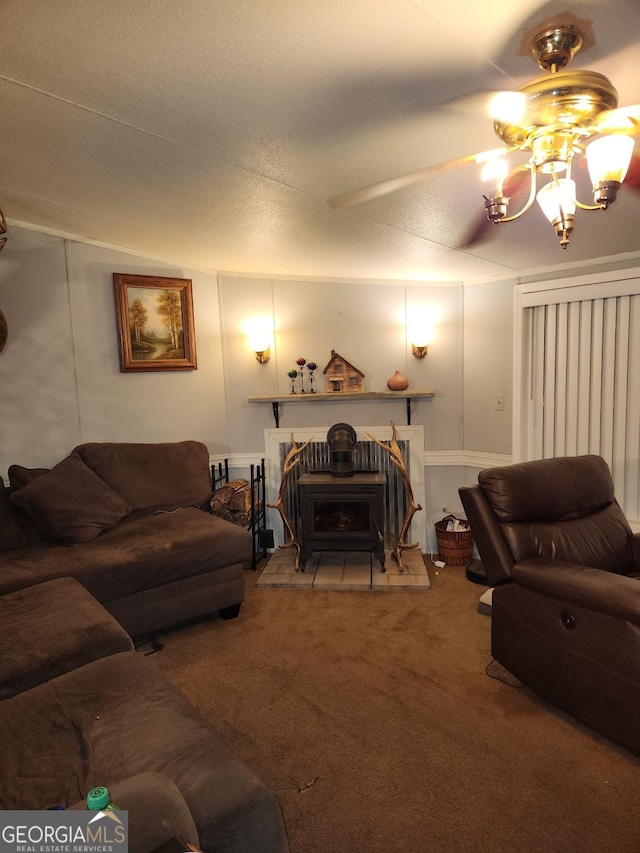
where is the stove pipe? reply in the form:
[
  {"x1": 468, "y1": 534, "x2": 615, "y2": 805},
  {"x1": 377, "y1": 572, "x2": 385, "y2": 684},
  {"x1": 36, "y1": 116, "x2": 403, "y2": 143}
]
[{"x1": 327, "y1": 422, "x2": 356, "y2": 477}]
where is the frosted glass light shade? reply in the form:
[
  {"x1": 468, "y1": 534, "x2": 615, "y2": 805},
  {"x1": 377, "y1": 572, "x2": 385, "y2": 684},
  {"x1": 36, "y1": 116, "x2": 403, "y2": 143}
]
[
  {"x1": 536, "y1": 178, "x2": 576, "y2": 223},
  {"x1": 586, "y1": 136, "x2": 634, "y2": 185},
  {"x1": 247, "y1": 332, "x2": 271, "y2": 352},
  {"x1": 411, "y1": 326, "x2": 434, "y2": 348}
]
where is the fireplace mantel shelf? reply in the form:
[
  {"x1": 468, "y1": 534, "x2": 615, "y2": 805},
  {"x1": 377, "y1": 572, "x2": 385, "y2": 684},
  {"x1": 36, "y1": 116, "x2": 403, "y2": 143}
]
[{"x1": 248, "y1": 390, "x2": 434, "y2": 427}]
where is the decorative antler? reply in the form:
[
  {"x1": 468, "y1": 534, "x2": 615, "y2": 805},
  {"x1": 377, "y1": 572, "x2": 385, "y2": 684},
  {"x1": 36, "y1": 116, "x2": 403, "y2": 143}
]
[
  {"x1": 0, "y1": 208, "x2": 7, "y2": 252},
  {"x1": 364, "y1": 422, "x2": 422, "y2": 572},
  {"x1": 267, "y1": 434, "x2": 313, "y2": 571}
]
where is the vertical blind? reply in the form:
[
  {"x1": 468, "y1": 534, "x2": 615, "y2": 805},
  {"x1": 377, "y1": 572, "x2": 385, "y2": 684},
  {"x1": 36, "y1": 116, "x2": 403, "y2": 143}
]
[{"x1": 524, "y1": 293, "x2": 640, "y2": 521}]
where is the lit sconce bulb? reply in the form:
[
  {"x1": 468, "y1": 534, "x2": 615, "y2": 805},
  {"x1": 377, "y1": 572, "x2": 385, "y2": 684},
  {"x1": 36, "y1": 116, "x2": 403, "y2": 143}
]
[
  {"x1": 408, "y1": 308, "x2": 439, "y2": 358},
  {"x1": 412, "y1": 329, "x2": 433, "y2": 359},
  {"x1": 245, "y1": 318, "x2": 273, "y2": 364}
]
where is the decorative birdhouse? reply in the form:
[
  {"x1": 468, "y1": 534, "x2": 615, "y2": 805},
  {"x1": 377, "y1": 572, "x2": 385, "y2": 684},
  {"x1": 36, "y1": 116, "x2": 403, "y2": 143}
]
[{"x1": 322, "y1": 349, "x2": 365, "y2": 393}]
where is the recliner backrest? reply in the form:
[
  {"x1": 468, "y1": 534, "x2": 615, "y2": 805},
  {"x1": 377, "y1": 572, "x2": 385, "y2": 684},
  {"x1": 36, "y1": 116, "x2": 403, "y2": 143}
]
[{"x1": 462, "y1": 455, "x2": 635, "y2": 583}]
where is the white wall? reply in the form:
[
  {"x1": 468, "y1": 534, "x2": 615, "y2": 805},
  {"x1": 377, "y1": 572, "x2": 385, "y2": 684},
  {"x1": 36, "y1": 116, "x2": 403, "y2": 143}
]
[
  {"x1": 0, "y1": 227, "x2": 226, "y2": 477},
  {"x1": 0, "y1": 228, "x2": 80, "y2": 470},
  {"x1": 219, "y1": 274, "x2": 464, "y2": 453},
  {"x1": 462, "y1": 278, "x2": 515, "y2": 456}
]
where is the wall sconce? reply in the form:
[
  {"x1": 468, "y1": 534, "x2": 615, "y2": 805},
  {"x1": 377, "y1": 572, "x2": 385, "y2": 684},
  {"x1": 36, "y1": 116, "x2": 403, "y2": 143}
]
[
  {"x1": 245, "y1": 318, "x2": 273, "y2": 364},
  {"x1": 254, "y1": 345, "x2": 270, "y2": 364},
  {"x1": 406, "y1": 304, "x2": 441, "y2": 359},
  {"x1": 410, "y1": 325, "x2": 435, "y2": 359},
  {"x1": 407, "y1": 306, "x2": 438, "y2": 359}
]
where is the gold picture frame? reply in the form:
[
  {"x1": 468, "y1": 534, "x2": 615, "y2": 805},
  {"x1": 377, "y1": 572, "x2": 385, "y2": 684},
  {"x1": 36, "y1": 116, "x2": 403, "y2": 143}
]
[{"x1": 113, "y1": 273, "x2": 197, "y2": 372}]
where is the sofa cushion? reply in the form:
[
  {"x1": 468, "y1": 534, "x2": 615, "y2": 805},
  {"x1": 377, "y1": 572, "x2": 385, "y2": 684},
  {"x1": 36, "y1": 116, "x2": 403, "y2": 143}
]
[
  {"x1": 74, "y1": 441, "x2": 213, "y2": 515},
  {"x1": 8, "y1": 465, "x2": 50, "y2": 491},
  {"x1": 10, "y1": 454, "x2": 132, "y2": 545},
  {"x1": 0, "y1": 577, "x2": 133, "y2": 699},
  {"x1": 8, "y1": 465, "x2": 56, "y2": 544},
  {"x1": 0, "y1": 478, "x2": 26, "y2": 552},
  {"x1": 0, "y1": 507, "x2": 252, "y2": 601}
]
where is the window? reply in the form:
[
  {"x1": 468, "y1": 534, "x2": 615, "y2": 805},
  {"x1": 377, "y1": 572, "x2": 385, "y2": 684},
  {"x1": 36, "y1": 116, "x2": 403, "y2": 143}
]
[{"x1": 515, "y1": 270, "x2": 640, "y2": 523}]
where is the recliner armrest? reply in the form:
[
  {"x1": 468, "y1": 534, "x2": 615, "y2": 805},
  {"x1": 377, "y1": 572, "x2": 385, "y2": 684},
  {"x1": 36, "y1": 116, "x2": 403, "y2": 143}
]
[
  {"x1": 459, "y1": 484, "x2": 515, "y2": 585},
  {"x1": 512, "y1": 559, "x2": 640, "y2": 624}
]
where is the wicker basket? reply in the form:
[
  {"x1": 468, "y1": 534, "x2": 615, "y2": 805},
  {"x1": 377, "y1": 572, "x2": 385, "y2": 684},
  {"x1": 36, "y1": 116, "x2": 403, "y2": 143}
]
[{"x1": 435, "y1": 520, "x2": 474, "y2": 566}]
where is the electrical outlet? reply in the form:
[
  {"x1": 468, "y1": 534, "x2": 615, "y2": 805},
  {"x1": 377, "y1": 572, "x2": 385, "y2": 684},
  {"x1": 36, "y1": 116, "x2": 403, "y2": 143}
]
[{"x1": 495, "y1": 394, "x2": 505, "y2": 411}]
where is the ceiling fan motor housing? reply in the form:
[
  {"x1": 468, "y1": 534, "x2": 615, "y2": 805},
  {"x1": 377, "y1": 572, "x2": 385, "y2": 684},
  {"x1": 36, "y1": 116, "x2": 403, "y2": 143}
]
[{"x1": 494, "y1": 70, "x2": 619, "y2": 150}]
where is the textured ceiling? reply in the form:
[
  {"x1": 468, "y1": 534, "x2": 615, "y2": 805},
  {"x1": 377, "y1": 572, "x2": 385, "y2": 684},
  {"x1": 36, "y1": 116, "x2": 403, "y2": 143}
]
[{"x1": 1, "y1": 0, "x2": 640, "y2": 281}]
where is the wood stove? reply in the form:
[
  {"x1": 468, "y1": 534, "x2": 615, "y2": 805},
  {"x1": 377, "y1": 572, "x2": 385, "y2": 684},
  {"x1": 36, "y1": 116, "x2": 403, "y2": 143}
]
[{"x1": 297, "y1": 471, "x2": 387, "y2": 571}]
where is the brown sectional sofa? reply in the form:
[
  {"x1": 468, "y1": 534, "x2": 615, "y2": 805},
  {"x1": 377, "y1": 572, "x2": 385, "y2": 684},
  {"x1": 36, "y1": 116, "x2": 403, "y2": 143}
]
[
  {"x1": 0, "y1": 577, "x2": 289, "y2": 853},
  {"x1": 0, "y1": 440, "x2": 251, "y2": 637},
  {"x1": 0, "y1": 440, "x2": 289, "y2": 852}
]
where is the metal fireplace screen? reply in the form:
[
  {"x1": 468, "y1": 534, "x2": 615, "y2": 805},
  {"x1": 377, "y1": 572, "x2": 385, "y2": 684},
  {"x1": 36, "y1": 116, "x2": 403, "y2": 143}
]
[{"x1": 279, "y1": 439, "x2": 409, "y2": 548}]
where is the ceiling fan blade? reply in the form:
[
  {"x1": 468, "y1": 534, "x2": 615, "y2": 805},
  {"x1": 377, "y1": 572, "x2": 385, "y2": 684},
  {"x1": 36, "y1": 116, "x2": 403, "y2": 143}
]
[
  {"x1": 327, "y1": 148, "x2": 511, "y2": 211},
  {"x1": 624, "y1": 151, "x2": 640, "y2": 189},
  {"x1": 595, "y1": 105, "x2": 640, "y2": 135},
  {"x1": 458, "y1": 212, "x2": 496, "y2": 250}
]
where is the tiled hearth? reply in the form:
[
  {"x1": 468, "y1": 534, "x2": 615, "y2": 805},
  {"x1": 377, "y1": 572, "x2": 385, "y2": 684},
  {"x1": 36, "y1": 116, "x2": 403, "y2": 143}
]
[{"x1": 257, "y1": 548, "x2": 431, "y2": 590}]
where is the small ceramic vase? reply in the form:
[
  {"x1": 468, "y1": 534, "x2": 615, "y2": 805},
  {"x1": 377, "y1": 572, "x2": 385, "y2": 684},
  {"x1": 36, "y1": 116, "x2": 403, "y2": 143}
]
[{"x1": 387, "y1": 370, "x2": 409, "y2": 391}]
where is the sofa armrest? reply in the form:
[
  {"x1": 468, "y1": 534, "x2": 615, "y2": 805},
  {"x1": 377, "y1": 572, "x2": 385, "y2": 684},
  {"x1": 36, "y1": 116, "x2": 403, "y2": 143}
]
[
  {"x1": 512, "y1": 558, "x2": 640, "y2": 624},
  {"x1": 68, "y1": 772, "x2": 199, "y2": 853}
]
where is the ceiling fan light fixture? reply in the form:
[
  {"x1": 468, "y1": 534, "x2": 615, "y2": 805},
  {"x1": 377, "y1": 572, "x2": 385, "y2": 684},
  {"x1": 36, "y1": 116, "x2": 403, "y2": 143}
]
[
  {"x1": 482, "y1": 25, "x2": 639, "y2": 246},
  {"x1": 586, "y1": 135, "x2": 635, "y2": 207},
  {"x1": 480, "y1": 158, "x2": 509, "y2": 220},
  {"x1": 537, "y1": 178, "x2": 576, "y2": 248},
  {"x1": 328, "y1": 25, "x2": 640, "y2": 252}
]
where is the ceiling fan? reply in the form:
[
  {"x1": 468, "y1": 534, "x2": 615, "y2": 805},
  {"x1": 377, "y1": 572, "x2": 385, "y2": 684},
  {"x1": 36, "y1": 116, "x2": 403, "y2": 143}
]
[{"x1": 328, "y1": 24, "x2": 640, "y2": 249}]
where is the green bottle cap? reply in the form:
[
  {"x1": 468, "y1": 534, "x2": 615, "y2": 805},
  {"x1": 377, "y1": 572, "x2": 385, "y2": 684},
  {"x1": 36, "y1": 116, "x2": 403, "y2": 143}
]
[{"x1": 86, "y1": 787, "x2": 110, "y2": 810}]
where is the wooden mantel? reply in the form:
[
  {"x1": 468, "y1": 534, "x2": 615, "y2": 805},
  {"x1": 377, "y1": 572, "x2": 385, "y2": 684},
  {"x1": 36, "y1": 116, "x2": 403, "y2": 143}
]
[{"x1": 248, "y1": 390, "x2": 434, "y2": 427}]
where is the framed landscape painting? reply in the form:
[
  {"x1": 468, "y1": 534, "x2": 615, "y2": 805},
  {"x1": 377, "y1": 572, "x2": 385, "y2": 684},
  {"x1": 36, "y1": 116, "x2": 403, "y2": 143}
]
[{"x1": 113, "y1": 273, "x2": 197, "y2": 372}]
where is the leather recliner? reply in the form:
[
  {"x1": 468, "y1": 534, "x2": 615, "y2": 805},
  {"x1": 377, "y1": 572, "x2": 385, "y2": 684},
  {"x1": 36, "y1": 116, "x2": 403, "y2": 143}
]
[{"x1": 459, "y1": 454, "x2": 640, "y2": 757}]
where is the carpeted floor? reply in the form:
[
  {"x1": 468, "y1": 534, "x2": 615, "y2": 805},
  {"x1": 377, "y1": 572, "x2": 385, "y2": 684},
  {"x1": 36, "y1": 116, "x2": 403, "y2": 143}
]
[{"x1": 150, "y1": 558, "x2": 640, "y2": 853}]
